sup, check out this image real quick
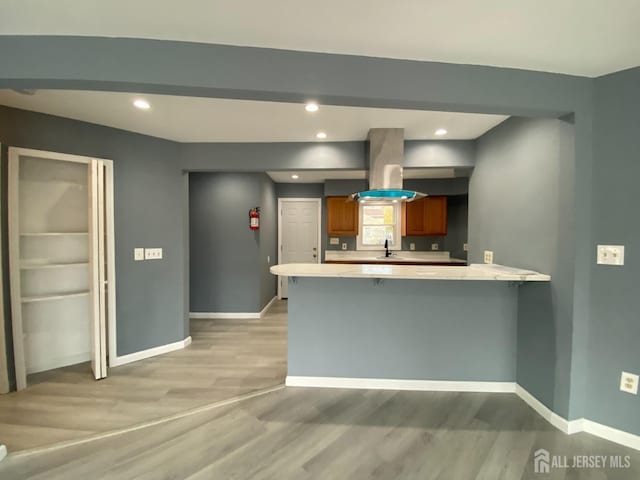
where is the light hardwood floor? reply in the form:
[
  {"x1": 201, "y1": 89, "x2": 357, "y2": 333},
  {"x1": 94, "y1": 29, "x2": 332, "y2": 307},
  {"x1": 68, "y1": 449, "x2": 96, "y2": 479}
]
[
  {"x1": 1, "y1": 386, "x2": 638, "y2": 479},
  {"x1": 0, "y1": 300, "x2": 287, "y2": 452}
]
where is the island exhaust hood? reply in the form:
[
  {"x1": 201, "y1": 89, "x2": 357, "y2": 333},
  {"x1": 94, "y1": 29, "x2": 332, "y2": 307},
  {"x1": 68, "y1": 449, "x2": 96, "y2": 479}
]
[{"x1": 351, "y1": 128, "x2": 425, "y2": 202}]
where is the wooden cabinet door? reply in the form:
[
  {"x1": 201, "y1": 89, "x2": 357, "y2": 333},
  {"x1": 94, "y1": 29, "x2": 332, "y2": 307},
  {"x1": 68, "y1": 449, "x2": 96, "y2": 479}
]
[
  {"x1": 403, "y1": 196, "x2": 447, "y2": 236},
  {"x1": 424, "y1": 196, "x2": 447, "y2": 235},
  {"x1": 327, "y1": 196, "x2": 358, "y2": 235}
]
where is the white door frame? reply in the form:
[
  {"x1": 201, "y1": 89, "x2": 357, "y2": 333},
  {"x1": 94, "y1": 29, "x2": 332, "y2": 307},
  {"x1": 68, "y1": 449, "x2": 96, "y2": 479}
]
[
  {"x1": 277, "y1": 198, "x2": 322, "y2": 299},
  {"x1": 7, "y1": 147, "x2": 116, "y2": 389},
  {"x1": 0, "y1": 144, "x2": 8, "y2": 394}
]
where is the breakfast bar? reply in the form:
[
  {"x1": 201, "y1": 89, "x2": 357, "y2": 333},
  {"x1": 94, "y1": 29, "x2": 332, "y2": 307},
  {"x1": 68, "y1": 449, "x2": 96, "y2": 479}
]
[{"x1": 271, "y1": 263, "x2": 550, "y2": 389}]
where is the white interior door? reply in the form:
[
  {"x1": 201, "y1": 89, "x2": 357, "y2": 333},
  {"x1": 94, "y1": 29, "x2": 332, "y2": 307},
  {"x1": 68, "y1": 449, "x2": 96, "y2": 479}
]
[
  {"x1": 88, "y1": 160, "x2": 107, "y2": 379},
  {"x1": 8, "y1": 148, "x2": 110, "y2": 389},
  {"x1": 279, "y1": 199, "x2": 320, "y2": 298}
]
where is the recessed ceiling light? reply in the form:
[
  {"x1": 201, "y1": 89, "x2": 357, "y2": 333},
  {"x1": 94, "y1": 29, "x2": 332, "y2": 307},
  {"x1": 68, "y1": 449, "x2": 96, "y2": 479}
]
[
  {"x1": 291, "y1": 174, "x2": 299, "y2": 179},
  {"x1": 316, "y1": 132, "x2": 327, "y2": 139},
  {"x1": 305, "y1": 102, "x2": 319, "y2": 112},
  {"x1": 435, "y1": 128, "x2": 448, "y2": 136},
  {"x1": 133, "y1": 99, "x2": 151, "y2": 110}
]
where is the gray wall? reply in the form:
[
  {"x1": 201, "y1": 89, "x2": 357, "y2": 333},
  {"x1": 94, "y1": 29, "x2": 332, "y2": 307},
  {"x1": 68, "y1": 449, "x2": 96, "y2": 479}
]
[
  {"x1": 288, "y1": 278, "x2": 517, "y2": 381},
  {"x1": 0, "y1": 35, "x2": 599, "y2": 429},
  {"x1": 189, "y1": 172, "x2": 276, "y2": 313},
  {"x1": 0, "y1": 106, "x2": 188, "y2": 373},
  {"x1": 587, "y1": 67, "x2": 640, "y2": 436},
  {"x1": 469, "y1": 117, "x2": 575, "y2": 417}
]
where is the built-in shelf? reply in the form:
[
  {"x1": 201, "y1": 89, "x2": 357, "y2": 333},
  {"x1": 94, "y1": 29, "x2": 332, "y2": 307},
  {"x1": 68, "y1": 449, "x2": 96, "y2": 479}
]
[
  {"x1": 20, "y1": 262, "x2": 89, "y2": 270},
  {"x1": 20, "y1": 232, "x2": 89, "y2": 237},
  {"x1": 21, "y1": 291, "x2": 90, "y2": 304}
]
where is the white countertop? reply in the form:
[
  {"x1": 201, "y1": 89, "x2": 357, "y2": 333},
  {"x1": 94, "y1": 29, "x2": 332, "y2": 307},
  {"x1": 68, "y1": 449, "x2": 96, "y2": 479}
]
[
  {"x1": 270, "y1": 263, "x2": 551, "y2": 282},
  {"x1": 324, "y1": 250, "x2": 467, "y2": 264}
]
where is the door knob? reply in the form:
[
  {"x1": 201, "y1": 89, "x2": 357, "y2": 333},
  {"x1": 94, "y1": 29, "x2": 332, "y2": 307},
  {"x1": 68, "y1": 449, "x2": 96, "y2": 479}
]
[
  {"x1": 313, "y1": 254, "x2": 317, "y2": 258},
  {"x1": 312, "y1": 247, "x2": 317, "y2": 251}
]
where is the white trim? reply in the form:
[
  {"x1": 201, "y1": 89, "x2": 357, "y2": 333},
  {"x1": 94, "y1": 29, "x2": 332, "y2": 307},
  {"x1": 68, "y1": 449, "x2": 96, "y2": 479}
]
[
  {"x1": 109, "y1": 336, "x2": 192, "y2": 367},
  {"x1": 582, "y1": 419, "x2": 640, "y2": 451},
  {"x1": 356, "y1": 201, "x2": 401, "y2": 251},
  {"x1": 0, "y1": 143, "x2": 9, "y2": 394},
  {"x1": 285, "y1": 376, "x2": 516, "y2": 393},
  {"x1": 104, "y1": 161, "x2": 118, "y2": 371},
  {"x1": 6, "y1": 147, "x2": 110, "y2": 165},
  {"x1": 189, "y1": 296, "x2": 277, "y2": 319},
  {"x1": 515, "y1": 384, "x2": 577, "y2": 434},
  {"x1": 260, "y1": 295, "x2": 278, "y2": 317},
  {"x1": 0, "y1": 444, "x2": 6, "y2": 462},
  {"x1": 515, "y1": 385, "x2": 640, "y2": 451},
  {"x1": 277, "y1": 198, "x2": 322, "y2": 299}
]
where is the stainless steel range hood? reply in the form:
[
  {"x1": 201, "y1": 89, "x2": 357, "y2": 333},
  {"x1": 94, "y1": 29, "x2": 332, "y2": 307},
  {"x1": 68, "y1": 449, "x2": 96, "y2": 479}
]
[{"x1": 351, "y1": 128, "x2": 425, "y2": 202}]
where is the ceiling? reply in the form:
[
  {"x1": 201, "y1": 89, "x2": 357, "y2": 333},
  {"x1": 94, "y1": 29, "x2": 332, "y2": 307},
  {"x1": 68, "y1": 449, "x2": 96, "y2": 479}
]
[
  {"x1": 1, "y1": 1, "x2": 639, "y2": 77},
  {"x1": 0, "y1": 90, "x2": 507, "y2": 142},
  {"x1": 267, "y1": 168, "x2": 459, "y2": 184}
]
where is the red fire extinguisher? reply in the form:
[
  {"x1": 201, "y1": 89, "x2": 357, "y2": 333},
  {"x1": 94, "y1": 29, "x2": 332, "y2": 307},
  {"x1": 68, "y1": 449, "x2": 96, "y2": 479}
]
[{"x1": 249, "y1": 207, "x2": 260, "y2": 230}]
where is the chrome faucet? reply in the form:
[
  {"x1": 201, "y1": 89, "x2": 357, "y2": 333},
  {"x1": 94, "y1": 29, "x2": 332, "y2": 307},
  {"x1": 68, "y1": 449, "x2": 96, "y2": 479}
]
[{"x1": 384, "y1": 239, "x2": 392, "y2": 257}]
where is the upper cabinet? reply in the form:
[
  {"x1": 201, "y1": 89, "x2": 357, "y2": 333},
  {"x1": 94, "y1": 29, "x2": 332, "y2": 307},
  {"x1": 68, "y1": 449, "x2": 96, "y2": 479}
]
[
  {"x1": 404, "y1": 196, "x2": 448, "y2": 236},
  {"x1": 327, "y1": 196, "x2": 358, "y2": 235}
]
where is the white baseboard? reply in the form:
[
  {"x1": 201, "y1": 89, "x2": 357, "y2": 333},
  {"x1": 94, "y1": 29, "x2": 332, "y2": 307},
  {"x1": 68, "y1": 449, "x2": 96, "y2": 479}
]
[
  {"x1": 515, "y1": 385, "x2": 639, "y2": 451},
  {"x1": 109, "y1": 336, "x2": 192, "y2": 367},
  {"x1": 285, "y1": 377, "x2": 639, "y2": 452},
  {"x1": 190, "y1": 296, "x2": 277, "y2": 320},
  {"x1": 514, "y1": 384, "x2": 578, "y2": 434},
  {"x1": 285, "y1": 376, "x2": 516, "y2": 393},
  {"x1": 0, "y1": 444, "x2": 6, "y2": 462},
  {"x1": 582, "y1": 419, "x2": 640, "y2": 451}
]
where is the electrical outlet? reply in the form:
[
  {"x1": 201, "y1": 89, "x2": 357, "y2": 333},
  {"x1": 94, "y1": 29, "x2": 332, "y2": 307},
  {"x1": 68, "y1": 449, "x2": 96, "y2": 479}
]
[
  {"x1": 341, "y1": 243, "x2": 348, "y2": 251},
  {"x1": 484, "y1": 250, "x2": 494, "y2": 264},
  {"x1": 463, "y1": 243, "x2": 469, "y2": 252},
  {"x1": 267, "y1": 256, "x2": 270, "y2": 263},
  {"x1": 330, "y1": 237, "x2": 340, "y2": 245},
  {"x1": 134, "y1": 248, "x2": 145, "y2": 261},
  {"x1": 620, "y1": 371, "x2": 638, "y2": 395},
  {"x1": 409, "y1": 243, "x2": 416, "y2": 251},
  {"x1": 144, "y1": 248, "x2": 163, "y2": 260},
  {"x1": 597, "y1": 245, "x2": 625, "y2": 266},
  {"x1": 431, "y1": 243, "x2": 439, "y2": 251}
]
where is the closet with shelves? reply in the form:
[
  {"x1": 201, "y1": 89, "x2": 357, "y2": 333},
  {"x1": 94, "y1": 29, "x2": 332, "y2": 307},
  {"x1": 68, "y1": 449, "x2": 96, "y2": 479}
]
[{"x1": 8, "y1": 148, "x2": 115, "y2": 390}]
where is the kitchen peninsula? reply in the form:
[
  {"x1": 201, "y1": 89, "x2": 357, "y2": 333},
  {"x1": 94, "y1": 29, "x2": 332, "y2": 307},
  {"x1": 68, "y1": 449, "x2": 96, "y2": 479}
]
[{"x1": 271, "y1": 262, "x2": 550, "y2": 390}]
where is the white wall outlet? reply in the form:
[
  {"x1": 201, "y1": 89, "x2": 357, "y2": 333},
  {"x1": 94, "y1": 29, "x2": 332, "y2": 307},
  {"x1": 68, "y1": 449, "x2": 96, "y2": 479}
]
[
  {"x1": 431, "y1": 243, "x2": 439, "y2": 251},
  {"x1": 597, "y1": 245, "x2": 625, "y2": 266},
  {"x1": 409, "y1": 243, "x2": 416, "y2": 251},
  {"x1": 267, "y1": 256, "x2": 270, "y2": 263},
  {"x1": 341, "y1": 242, "x2": 348, "y2": 251},
  {"x1": 463, "y1": 243, "x2": 469, "y2": 252},
  {"x1": 484, "y1": 250, "x2": 494, "y2": 264},
  {"x1": 330, "y1": 237, "x2": 340, "y2": 245},
  {"x1": 144, "y1": 248, "x2": 163, "y2": 260},
  {"x1": 620, "y1": 371, "x2": 639, "y2": 395},
  {"x1": 134, "y1": 248, "x2": 145, "y2": 261}
]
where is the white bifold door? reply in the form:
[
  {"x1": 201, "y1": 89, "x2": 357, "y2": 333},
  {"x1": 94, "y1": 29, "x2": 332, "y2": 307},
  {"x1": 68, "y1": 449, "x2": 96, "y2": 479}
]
[
  {"x1": 278, "y1": 199, "x2": 321, "y2": 298},
  {"x1": 8, "y1": 148, "x2": 115, "y2": 390}
]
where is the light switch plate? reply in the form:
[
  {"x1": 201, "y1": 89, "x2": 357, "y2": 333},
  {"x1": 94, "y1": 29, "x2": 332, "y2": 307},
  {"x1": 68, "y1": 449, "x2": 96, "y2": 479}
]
[
  {"x1": 134, "y1": 248, "x2": 145, "y2": 261},
  {"x1": 463, "y1": 243, "x2": 469, "y2": 252},
  {"x1": 145, "y1": 248, "x2": 163, "y2": 260},
  {"x1": 431, "y1": 243, "x2": 439, "y2": 251},
  {"x1": 597, "y1": 245, "x2": 625, "y2": 266},
  {"x1": 330, "y1": 237, "x2": 340, "y2": 245},
  {"x1": 341, "y1": 243, "x2": 347, "y2": 251},
  {"x1": 484, "y1": 250, "x2": 494, "y2": 264},
  {"x1": 409, "y1": 243, "x2": 416, "y2": 251},
  {"x1": 620, "y1": 371, "x2": 638, "y2": 395}
]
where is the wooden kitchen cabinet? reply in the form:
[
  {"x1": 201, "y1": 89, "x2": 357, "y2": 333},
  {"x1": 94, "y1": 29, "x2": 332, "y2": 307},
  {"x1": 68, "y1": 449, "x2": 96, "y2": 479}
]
[
  {"x1": 327, "y1": 196, "x2": 358, "y2": 235},
  {"x1": 403, "y1": 196, "x2": 447, "y2": 236}
]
